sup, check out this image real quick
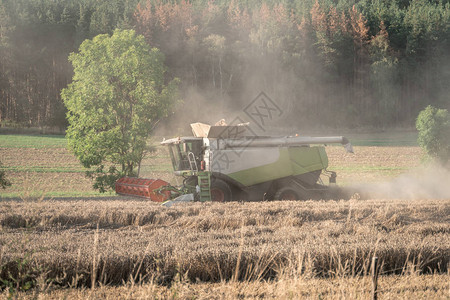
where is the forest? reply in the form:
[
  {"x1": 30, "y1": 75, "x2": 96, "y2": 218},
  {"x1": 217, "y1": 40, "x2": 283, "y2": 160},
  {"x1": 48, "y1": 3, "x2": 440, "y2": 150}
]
[{"x1": 0, "y1": 0, "x2": 449, "y2": 130}]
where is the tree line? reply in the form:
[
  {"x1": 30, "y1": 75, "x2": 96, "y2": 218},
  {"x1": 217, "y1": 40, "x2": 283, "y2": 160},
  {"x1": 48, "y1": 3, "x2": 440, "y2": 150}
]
[{"x1": 0, "y1": 0, "x2": 449, "y2": 129}]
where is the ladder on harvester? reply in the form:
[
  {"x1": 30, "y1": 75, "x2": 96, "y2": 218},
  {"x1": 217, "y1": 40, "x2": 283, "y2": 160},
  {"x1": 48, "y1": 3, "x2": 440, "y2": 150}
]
[
  {"x1": 188, "y1": 152, "x2": 198, "y2": 171},
  {"x1": 197, "y1": 171, "x2": 211, "y2": 202}
]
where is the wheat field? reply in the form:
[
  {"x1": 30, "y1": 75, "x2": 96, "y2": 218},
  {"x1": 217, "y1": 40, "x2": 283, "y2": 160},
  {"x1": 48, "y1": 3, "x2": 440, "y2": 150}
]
[{"x1": 1, "y1": 198, "x2": 449, "y2": 298}]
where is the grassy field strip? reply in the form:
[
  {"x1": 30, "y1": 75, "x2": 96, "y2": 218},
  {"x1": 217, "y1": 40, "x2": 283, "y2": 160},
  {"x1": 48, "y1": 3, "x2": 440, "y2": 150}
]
[
  {"x1": 345, "y1": 131, "x2": 419, "y2": 147},
  {"x1": 349, "y1": 140, "x2": 419, "y2": 146},
  {"x1": 139, "y1": 165, "x2": 174, "y2": 173},
  {"x1": 3, "y1": 164, "x2": 172, "y2": 173},
  {"x1": 331, "y1": 166, "x2": 409, "y2": 171},
  {"x1": 0, "y1": 135, "x2": 67, "y2": 148},
  {"x1": 3, "y1": 166, "x2": 85, "y2": 173}
]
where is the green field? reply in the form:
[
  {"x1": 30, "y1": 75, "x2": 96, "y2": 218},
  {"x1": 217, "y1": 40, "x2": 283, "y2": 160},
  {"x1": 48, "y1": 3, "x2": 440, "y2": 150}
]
[
  {"x1": 0, "y1": 134, "x2": 67, "y2": 148},
  {"x1": 345, "y1": 131, "x2": 419, "y2": 146}
]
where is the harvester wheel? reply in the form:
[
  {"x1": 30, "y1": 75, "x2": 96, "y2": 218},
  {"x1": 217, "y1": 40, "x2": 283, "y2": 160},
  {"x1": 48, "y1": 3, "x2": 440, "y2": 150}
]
[
  {"x1": 210, "y1": 179, "x2": 232, "y2": 202},
  {"x1": 274, "y1": 187, "x2": 303, "y2": 201}
]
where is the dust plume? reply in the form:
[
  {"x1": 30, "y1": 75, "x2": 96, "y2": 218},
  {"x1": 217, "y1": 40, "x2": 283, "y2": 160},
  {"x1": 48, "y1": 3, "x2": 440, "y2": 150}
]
[{"x1": 347, "y1": 163, "x2": 450, "y2": 200}]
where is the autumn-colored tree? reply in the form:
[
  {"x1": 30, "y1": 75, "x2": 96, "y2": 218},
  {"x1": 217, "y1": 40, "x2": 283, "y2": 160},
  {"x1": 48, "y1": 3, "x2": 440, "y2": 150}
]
[
  {"x1": 227, "y1": 0, "x2": 251, "y2": 38},
  {"x1": 134, "y1": 1, "x2": 153, "y2": 42},
  {"x1": 310, "y1": 0, "x2": 327, "y2": 32},
  {"x1": 349, "y1": 5, "x2": 370, "y2": 117}
]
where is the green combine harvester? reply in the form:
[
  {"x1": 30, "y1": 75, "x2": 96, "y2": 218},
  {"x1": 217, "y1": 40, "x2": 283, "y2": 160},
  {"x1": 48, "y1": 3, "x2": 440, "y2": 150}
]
[{"x1": 115, "y1": 123, "x2": 353, "y2": 203}]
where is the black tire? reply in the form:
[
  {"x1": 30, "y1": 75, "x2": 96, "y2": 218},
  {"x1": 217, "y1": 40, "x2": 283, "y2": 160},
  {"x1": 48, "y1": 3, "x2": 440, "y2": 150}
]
[
  {"x1": 210, "y1": 179, "x2": 232, "y2": 202},
  {"x1": 274, "y1": 186, "x2": 305, "y2": 200}
]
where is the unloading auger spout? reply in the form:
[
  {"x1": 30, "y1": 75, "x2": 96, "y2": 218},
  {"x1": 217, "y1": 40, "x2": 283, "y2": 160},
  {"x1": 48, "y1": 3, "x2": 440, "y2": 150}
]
[{"x1": 221, "y1": 136, "x2": 354, "y2": 153}]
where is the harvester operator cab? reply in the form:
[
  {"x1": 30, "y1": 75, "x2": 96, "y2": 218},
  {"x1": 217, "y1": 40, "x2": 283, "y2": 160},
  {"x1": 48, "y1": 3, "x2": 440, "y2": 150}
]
[{"x1": 164, "y1": 137, "x2": 204, "y2": 172}]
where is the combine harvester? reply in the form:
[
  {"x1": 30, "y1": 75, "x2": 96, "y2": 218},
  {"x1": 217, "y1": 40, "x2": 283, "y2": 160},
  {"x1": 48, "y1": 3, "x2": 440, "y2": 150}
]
[{"x1": 115, "y1": 123, "x2": 353, "y2": 205}]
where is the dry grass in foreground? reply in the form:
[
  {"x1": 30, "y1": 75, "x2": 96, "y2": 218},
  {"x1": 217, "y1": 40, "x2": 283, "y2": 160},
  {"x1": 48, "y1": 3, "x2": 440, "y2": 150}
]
[
  {"x1": 1, "y1": 198, "x2": 449, "y2": 296},
  {"x1": 10, "y1": 274, "x2": 450, "y2": 299}
]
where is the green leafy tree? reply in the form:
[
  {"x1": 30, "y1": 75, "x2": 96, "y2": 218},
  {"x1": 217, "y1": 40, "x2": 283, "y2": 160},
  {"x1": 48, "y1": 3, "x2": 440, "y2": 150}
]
[
  {"x1": 416, "y1": 105, "x2": 450, "y2": 165},
  {"x1": 62, "y1": 29, "x2": 179, "y2": 192}
]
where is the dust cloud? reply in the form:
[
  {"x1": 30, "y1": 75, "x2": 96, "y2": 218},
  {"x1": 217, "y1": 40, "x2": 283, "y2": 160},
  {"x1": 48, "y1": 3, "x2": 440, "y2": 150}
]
[{"x1": 347, "y1": 163, "x2": 450, "y2": 200}]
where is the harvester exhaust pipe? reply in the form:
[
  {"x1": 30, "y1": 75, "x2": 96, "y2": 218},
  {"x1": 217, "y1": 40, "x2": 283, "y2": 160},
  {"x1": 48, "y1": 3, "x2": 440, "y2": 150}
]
[{"x1": 222, "y1": 136, "x2": 354, "y2": 153}]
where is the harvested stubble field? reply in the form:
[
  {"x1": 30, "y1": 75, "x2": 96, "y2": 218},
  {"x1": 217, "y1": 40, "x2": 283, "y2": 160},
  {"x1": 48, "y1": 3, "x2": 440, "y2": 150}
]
[
  {"x1": 1, "y1": 133, "x2": 450, "y2": 299},
  {"x1": 1, "y1": 199, "x2": 449, "y2": 299}
]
